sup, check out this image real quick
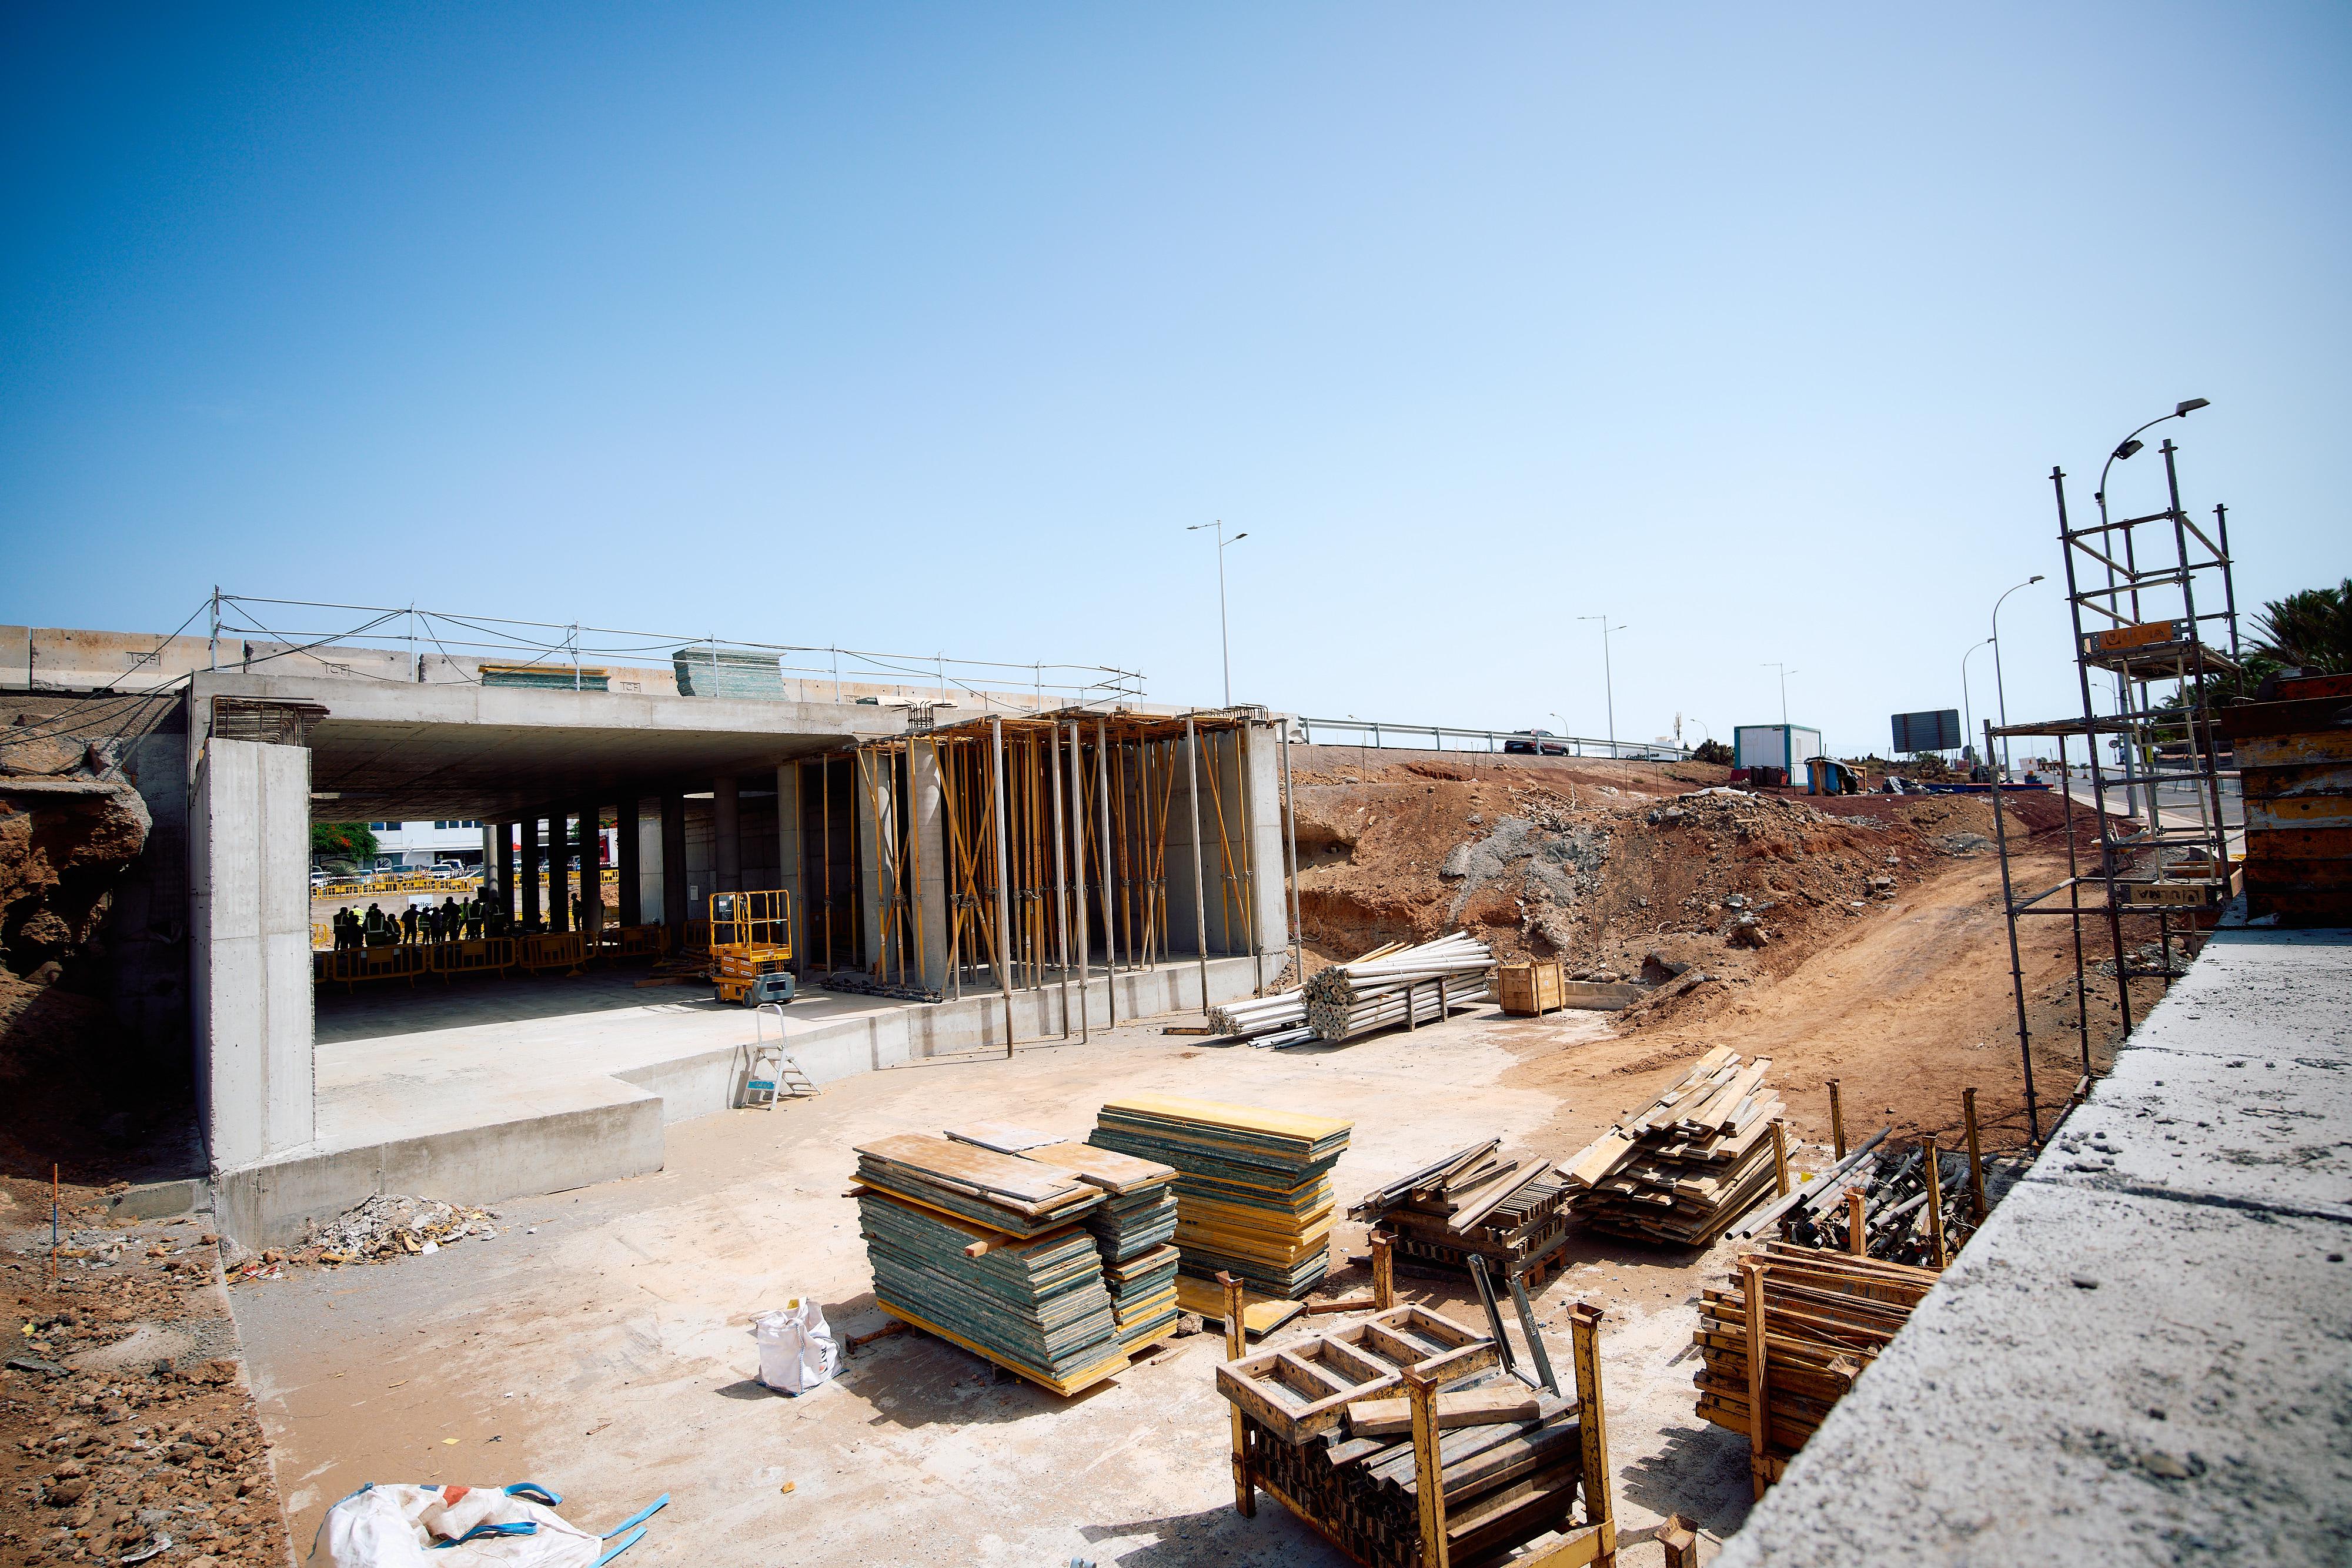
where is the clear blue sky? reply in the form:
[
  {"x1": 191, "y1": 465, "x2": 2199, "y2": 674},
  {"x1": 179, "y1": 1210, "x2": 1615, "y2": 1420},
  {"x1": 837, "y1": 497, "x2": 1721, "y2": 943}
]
[{"x1": 5, "y1": 4, "x2": 2346, "y2": 754}]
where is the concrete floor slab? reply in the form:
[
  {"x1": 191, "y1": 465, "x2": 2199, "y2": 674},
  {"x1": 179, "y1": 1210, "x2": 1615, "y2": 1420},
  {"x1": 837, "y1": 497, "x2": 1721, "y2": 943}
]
[{"x1": 222, "y1": 957, "x2": 1273, "y2": 1244}]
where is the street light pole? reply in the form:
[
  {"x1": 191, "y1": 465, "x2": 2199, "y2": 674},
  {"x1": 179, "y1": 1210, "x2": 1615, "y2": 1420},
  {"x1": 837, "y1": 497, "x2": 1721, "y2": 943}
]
[
  {"x1": 1580, "y1": 616, "x2": 1626, "y2": 757},
  {"x1": 1962, "y1": 636, "x2": 1993, "y2": 770},
  {"x1": 1990, "y1": 574, "x2": 2046, "y2": 780},
  {"x1": 1187, "y1": 520, "x2": 1249, "y2": 708}
]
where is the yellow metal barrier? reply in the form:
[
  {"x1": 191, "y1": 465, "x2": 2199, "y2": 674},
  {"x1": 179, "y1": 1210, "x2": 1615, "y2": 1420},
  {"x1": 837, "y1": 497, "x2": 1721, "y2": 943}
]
[
  {"x1": 614, "y1": 924, "x2": 663, "y2": 957},
  {"x1": 315, "y1": 945, "x2": 430, "y2": 991},
  {"x1": 516, "y1": 931, "x2": 586, "y2": 976},
  {"x1": 429, "y1": 938, "x2": 515, "y2": 979}
]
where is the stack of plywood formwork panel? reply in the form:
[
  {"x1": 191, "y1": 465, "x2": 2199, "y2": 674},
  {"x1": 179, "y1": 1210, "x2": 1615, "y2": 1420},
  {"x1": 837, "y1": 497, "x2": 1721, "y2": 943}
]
[
  {"x1": 1017, "y1": 1139, "x2": 1184, "y2": 1352},
  {"x1": 1091, "y1": 1093, "x2": 1352, "y2": 1298},
  {"x1": 850, "y1": 1133, "x2": 1129, "y2": 1395}
]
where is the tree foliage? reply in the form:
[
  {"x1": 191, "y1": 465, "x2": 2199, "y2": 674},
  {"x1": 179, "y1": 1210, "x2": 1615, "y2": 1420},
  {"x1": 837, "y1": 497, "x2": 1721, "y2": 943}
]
[
  {"x1": 311, "y1": 822, "x2": 379, "y2": 861},
  {"x1": 2250, "y1": 578, "x2": 2352, "y2": 677},
  {"x1": 1692, "y1": 738, "x2": 1733, "y2": 765}
]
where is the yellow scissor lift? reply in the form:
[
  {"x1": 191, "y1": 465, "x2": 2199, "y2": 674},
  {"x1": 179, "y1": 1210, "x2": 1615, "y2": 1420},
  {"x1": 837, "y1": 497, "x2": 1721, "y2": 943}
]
[{"x1": 709, "y1": 890, "x2": 796, "y2": 1006}]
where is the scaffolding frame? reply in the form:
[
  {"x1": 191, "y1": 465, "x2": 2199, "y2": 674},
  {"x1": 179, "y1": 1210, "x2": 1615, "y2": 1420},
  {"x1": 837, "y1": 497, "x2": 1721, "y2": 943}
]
[
  {"x1": 795, "y1": 708, "x2": 1271, "y2": 1048},
  {"x1": 1984, "y1": 439, "x2": 2244, "y2": 1141}
]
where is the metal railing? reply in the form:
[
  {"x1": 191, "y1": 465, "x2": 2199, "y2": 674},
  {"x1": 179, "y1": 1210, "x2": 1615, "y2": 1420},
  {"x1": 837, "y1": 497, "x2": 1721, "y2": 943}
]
[
  {"x1": 201, "y1": 591, "x2": 1148, "y2": 710},
  {"x1": 1295, "y1": 717, "x2": 1690, "y2": 761}
]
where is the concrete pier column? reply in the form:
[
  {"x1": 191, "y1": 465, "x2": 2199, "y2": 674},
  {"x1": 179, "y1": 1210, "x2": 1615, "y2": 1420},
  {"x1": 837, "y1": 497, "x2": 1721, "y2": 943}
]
[
  {"x1": 521, "y1": 815, "x2": 542, "y2": 929},
  {"x1": 777, "y1": 763, "x2": 807, "y2": 966},
  {"x1": 617, "y1": 795, "x2": 642, "y2": 927},
  {"x1": 577, "y1": 801, "x2": 603, "y2": 944},
  {"x1": 1243, "y1": 723, "x2": 1288, "y2": 977},
  {"x1": 546, "y1": 810, "x2": 570, "y2": 932},
  {"x1": 714, "y1": 775, "x2": 743, "y2": 894},
  {"x1": 189, "y1": 737, "x2": 315, "y2": 1169},
  {"x1": 855, "y1": 751, "x2": 897, "y2": 978},
  {"x1": 497, "y1": 823, "x2": 517, "y2": 921},
  {"x1": 660, "y1": 792, "x2": 688, "y2": 931},
  {"x1": 907, "y1": 742, "x2": 950, "y2": 990},
  {"x1": 480, "y1": 823, "x2": 497, "y2": 885}
]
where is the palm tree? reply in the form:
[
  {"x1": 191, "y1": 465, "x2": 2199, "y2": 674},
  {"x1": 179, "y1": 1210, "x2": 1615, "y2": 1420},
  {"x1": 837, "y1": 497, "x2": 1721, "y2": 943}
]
[{"x1": 2251, "y1": 579, "x2": 2352, "y2": 676}]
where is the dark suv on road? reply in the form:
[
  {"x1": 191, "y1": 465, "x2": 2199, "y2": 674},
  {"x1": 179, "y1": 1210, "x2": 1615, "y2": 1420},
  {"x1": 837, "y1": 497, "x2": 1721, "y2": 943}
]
[{"x1": 1504, "y1": 730, "x2": 1569, "y2": 755}]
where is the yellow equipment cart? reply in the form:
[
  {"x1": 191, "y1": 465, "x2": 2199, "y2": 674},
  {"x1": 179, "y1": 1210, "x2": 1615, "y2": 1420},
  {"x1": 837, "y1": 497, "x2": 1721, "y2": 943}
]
[{"x1": 709, "y1": 890, "x2": 795, "y2": 1005}]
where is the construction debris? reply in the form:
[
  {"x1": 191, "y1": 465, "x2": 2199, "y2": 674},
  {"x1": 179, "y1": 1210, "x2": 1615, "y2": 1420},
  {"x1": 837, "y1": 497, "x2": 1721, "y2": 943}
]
[
  {"x1": 1347, "y1": 1138, "x2": 1575, "y2": 1286},
  {"x1": 1302, "y1": 933, "x2": 1496, "y2": 1042},
  {"x1": 850, "y1": 1133, "x2": 1128, "y2": 1394},
  {"x1": 1692, "y1": 1243, "x2": 1936, "y2": 1495},
  {"x1": 309, "y1": 1195, "x2": 500, "y2": 1262},
  {"x1": 1561, "y1": 1047, "x2": 1786, "y2": 1245},
  {"x1": 1091, "y1": 1093, "x2": 1352, "y2": 1298}
]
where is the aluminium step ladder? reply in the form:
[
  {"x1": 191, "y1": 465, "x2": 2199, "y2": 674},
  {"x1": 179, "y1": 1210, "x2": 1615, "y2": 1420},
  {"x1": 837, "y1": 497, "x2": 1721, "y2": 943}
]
[{"x1": 743, "y1": 1004, "x2": 820, "y2": 1108}]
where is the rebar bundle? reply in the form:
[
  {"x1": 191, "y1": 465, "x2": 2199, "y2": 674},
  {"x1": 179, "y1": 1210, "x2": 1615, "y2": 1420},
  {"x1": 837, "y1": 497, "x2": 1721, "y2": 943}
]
[{"x1": 1301, "y1": 934, "x2": 1496, "y2": 1041}]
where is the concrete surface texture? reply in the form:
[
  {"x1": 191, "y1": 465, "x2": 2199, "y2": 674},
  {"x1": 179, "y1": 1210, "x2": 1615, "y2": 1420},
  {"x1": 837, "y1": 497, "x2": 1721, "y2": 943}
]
[
  {"x1": 228, "y1": 1005, "x2": 1761, "y2": 1567},
  {"x1": 1716, "y1": 924, "x2": 2352, "y2": 1567}
]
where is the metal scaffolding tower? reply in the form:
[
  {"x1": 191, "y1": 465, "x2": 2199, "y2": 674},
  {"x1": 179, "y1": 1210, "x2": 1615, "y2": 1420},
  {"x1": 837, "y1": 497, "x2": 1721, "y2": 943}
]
[{"x1": 1984, "y1": 432, "x2": 2244, "y2": 1141}]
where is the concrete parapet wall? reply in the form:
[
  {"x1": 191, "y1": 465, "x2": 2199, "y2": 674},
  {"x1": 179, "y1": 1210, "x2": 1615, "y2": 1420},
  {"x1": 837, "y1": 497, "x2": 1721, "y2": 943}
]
[
  {"x1": 218, "y1": 1087, "x2": 664, "y2": 1248},
  {"x1": 1714, "y1": 923, "x2": 2352, "y2": 1567}
]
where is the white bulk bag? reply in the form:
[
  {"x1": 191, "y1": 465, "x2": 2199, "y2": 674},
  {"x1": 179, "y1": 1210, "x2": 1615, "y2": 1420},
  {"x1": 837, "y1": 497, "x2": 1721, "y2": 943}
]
[
  {"x1": 750, "y1": 1298, "x2": 838, "y2": 1394},
  {"x1": 308, "y1": 1482, "x2": 665, "y2": 1568}
]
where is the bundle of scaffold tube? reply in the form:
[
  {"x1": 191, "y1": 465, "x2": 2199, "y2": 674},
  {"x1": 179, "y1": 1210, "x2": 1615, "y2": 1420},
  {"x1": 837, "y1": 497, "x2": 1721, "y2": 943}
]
[{"x1": 1302, "y1": 934, "x2": 1495, "y2": 1042}]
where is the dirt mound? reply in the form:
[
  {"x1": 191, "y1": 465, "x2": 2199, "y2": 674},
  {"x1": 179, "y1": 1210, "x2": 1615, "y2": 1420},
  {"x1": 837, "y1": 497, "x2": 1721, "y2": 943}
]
[
  {"x1": 1287, "y1": 749, "x2": 1967, "y2": 1007},
  {"x1": 0, "y1": 767, "x2": 180, "y2": 1182}
]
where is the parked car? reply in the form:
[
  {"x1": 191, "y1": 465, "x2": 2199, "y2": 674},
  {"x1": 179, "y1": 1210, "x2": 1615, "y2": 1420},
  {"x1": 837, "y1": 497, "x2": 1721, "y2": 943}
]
[
  {"x1": 429, "y1": 861, "x2": 471, "y2": 880},
  {"x1": 1504, "y1": 730, "x2": 1570, "y2": 756}
]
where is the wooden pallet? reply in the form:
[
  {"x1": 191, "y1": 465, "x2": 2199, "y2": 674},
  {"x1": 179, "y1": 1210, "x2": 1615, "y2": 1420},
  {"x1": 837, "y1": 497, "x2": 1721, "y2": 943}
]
[{"x1": 1215, "y1": 1304, "x2": 1496, "y2": 1445}]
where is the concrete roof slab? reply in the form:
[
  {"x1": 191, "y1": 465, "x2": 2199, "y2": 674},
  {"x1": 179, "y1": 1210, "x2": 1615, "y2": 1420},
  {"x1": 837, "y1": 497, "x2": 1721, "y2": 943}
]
[{"x1": 191, "y1": 670, "x2": 906, "y2": 818}]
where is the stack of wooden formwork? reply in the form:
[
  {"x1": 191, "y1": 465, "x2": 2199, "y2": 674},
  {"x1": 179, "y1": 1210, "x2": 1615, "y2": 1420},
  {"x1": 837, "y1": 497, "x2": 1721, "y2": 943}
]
[
  {"x1": 850, "y1": 1133, "x2": 1130, "y2": 1395},
  {"x1": 1347, "y1": 1139, "x2": 1575, "y2": 1288},
  {"x1": 1091, "y1": 1094, "x2": 1352, "y2": 1298},
  {"x1": 1017, "y1": 1139, "x2": 1184, "y2": 1352},
  {"x1": 1561, "y1": 1048, "x2": 1785, "y2": 1246},
  {"x1": 1692, "y1": 1243, "x2": 1936, "y2": 1495}
]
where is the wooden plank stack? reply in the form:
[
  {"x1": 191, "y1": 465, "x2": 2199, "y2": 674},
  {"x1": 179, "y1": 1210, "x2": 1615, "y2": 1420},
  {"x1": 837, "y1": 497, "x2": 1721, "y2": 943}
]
[
  {"x1": 1091, "y1": 1094, "x2": 1352, "y2": 1298},
  {"x1": 1302, "y1": 934, "x2": 1496, "y2": 1042},
  {"x1": 1692, "y1": 1243, "x2": 1936, "y2": 1488},
  {"x1": 850, "y1": 1133, "x2": 1128, "y2": 1395},
  {"x1": 1561, "y1": 1047, "x2": 1786, "y2": 1246},
  {"x1": 1348, "y1": 1138, "x2": 1575, "y2": 1285},
  {"x1": 1015, "y1": 1139, "x2": 1183, "y2": 1352}
]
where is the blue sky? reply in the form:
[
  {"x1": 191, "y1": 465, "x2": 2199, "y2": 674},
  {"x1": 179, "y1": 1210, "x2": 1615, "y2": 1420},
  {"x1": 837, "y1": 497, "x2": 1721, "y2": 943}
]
[{"x1": 4, "y1": 4, "x2": 2347, "y2": 754}]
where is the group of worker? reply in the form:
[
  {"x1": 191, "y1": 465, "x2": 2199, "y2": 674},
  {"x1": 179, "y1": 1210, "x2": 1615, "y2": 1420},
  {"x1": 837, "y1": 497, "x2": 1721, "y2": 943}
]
[
  {"x1": 330, "y1": 890, "x2": 601, "y2": 950},
  {"x1": 331, "y1": 895, "x2": 503, "y2": 950}
]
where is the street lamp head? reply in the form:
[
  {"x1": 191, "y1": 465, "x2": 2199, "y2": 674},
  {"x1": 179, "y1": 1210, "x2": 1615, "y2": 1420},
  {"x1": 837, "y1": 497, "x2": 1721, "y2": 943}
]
[
  {"x1": 1231, "y1": 533, "x2": 1248, "y2": 543},
  {"x1": 2112, "y1": 438, "x2": 2144, "y2": 462},
  {"x1": 2175, "y1": 397, "x2": 2210, "y2": 417},
  {"x1": 2029, "y1": 574, "x2": 2044, "y2": 584}
]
